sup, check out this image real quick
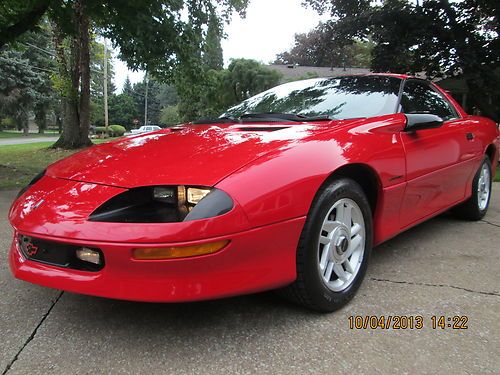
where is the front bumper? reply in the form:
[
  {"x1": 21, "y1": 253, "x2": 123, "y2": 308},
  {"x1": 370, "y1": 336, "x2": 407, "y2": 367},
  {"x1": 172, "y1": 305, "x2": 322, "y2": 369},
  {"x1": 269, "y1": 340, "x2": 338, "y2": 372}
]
[{"x1": 10, "y1": 217, "x2": 305, "y2": 302}]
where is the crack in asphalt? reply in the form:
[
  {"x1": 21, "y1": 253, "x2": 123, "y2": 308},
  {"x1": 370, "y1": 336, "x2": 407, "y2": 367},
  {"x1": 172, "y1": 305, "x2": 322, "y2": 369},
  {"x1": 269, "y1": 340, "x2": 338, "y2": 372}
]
[
  {"x1": 480, "y1": 219, "x2": 500, "y2": 228},
  {"x1": 2, "y1": 291, "x2": 64, "y2": 375},
  {"x1": 370, "y1": 278, "x2": 500, "y2": 297}
]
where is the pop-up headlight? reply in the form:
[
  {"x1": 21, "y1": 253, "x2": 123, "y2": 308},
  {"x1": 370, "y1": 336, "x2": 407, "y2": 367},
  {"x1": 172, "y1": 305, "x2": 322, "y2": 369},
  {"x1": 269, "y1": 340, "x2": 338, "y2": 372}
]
[
  {"x1": 89, "y1": 186, "x2": 233, "y2": 223},
  {"x1": 153, "y1": 187, "x2": 176, "y2": 203},
  {"x1": 187, "y1": 187, "x2": 212, "y2": 205}
]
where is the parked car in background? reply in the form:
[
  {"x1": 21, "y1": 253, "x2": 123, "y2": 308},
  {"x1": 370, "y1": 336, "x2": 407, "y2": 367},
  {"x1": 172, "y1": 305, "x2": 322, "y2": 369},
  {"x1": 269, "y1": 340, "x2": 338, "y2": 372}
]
[{"x1": 130, "y1": 125, "x2": 162, "y2": 134}]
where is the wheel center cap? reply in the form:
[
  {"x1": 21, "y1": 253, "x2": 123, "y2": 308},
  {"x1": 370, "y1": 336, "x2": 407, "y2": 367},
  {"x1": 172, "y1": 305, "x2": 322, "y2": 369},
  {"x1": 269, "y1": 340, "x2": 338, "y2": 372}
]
[
  {"x1": 335, "y1": 236, "x2": 349, "y2": 254},
  {"x1": 328, "y1": 225, "x2": 351, "y2": 262}
]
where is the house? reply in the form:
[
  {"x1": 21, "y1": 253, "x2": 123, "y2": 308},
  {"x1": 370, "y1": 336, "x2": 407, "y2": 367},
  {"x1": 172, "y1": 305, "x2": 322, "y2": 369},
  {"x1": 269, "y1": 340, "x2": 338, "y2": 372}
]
[{"x1": 266, "y1": 64, "x2": 370, "y2": 82}]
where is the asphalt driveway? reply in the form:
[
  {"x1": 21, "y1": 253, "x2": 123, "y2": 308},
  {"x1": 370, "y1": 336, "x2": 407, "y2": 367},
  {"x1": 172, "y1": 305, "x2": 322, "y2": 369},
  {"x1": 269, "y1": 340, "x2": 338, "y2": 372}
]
[{"x1": 1, "y1": 187, "x2": 499, "y2": 375}]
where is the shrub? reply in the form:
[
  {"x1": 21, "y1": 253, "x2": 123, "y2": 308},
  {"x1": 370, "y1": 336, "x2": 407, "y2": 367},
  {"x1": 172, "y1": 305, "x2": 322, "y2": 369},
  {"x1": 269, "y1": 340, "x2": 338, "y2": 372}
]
[
  {"x1": 108, "y1": 125, "x2": 126, "y2": 137},
  {"x1": 94, "y1": 125, "x2": 126, "y2": 137},
  {"x1": 94, "y1": 126, "x2": 108, "y2": 135},
  {"x1": 1, "y1": 117, "x2": 16, "y2": 130}
]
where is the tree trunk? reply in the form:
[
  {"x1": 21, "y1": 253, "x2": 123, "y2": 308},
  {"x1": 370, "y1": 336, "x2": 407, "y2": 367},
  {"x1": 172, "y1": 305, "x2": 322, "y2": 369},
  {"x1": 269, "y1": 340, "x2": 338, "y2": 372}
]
[
  {"x1": 51, "y1": 0, "x2": 92, "y2": 149},
  {"x1": 18, "y1": 111, "x2": 29, "y2": 136},
  {"x1": 55, "y1": 103, "x2": 63, "y2": 133},
  {"x1": 35, "y1": 105, "x2": 46, "y2": 134},
  {"x1": 22, "y1": 120, "x2": 29, "y2": 136}
]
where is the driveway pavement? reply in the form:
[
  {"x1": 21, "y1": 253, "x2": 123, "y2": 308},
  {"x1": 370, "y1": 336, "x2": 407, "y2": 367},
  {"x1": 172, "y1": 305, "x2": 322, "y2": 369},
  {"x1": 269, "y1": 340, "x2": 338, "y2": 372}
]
[
  {"x1": 1, "y1": 187, "x2": 499, "y2": 375},
  {"x1": 0, "y1": 137, "x2": 59, "y2": 146}
]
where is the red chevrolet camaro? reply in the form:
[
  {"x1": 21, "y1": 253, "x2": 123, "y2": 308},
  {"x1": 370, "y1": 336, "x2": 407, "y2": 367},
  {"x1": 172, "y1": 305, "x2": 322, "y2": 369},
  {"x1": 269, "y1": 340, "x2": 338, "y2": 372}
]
[{"x1": 9, "y1": 74, "x2": 499, "y2": 311}]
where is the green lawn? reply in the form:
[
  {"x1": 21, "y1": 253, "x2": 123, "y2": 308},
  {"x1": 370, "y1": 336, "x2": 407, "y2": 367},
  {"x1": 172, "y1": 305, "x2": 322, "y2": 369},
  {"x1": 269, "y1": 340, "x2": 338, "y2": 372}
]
[
  {"x1": 496, "y1": 166, "x2": 500, "y2": 182},
  {"x1": 0, "y1": 139, "x2": 113, "y2": 190},
  {"x1": 0, "y1": 131, "x2": 60, "y2": 139}
]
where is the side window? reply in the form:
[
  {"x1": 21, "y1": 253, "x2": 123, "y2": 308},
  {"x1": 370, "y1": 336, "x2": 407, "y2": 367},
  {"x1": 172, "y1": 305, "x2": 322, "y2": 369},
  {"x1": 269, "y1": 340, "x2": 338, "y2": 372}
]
[{"x1": 401, "y1": 80, "x2": 457, "y2": 120}]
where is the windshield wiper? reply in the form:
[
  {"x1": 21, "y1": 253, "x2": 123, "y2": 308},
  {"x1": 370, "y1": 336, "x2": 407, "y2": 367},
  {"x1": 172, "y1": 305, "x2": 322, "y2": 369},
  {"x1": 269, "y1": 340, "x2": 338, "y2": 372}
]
[
  {"x1": 192, "y1": 113, "x2": 332, "y2": 125},
  {"x1": 239, "y1": 113, "x2": 331, "y2": 122},
  {"x1": 192, "y1": 116, "x2": 237, "y2": 124}
]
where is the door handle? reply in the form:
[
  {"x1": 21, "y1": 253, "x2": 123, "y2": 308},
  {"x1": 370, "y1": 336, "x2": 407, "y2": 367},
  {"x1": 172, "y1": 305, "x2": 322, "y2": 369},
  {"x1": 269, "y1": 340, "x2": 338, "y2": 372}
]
[{"x1": 466, "y1": 132, "x2": 474, "y2": 140}]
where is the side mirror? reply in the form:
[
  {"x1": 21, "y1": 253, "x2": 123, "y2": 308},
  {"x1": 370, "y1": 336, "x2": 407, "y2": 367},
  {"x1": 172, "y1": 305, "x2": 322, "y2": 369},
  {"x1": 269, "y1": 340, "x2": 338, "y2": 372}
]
[{"x1": 404, "y1": 113, "x2": 444, "y2": 132}]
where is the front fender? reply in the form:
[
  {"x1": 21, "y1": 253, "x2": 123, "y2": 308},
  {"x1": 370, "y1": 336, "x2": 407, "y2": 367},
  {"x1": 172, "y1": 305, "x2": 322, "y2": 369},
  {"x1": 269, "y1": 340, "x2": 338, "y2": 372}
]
[{"x1": 217, "y1": 114, "x2": 407, "y2": 229}]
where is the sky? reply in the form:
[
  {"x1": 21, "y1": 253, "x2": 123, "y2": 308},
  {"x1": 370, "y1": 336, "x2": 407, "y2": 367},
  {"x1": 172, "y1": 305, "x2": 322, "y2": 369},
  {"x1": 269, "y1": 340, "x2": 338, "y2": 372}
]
[{"x1": 113, "y1": 0, "x2": 329, "y2": 92}]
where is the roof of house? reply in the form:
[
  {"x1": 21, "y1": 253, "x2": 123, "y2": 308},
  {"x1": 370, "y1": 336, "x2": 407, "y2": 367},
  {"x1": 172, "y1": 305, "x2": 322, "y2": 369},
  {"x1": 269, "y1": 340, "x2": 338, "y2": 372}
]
[{"x1": 266, "y1": 64, "x2": 371, "y2": 81}]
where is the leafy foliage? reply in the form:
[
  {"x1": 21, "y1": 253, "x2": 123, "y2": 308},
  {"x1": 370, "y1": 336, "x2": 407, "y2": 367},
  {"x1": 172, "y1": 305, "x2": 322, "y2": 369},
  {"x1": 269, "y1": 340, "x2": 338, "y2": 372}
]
[
  {"x1": 108, "y1": 124, "x2": 126, "y2": 136},
  {"x1": 0, "y1": 0, "x2": 51, "y2": 46},
  {"x1": 106, "y1": 93, "x2": 137, "y2": 129},
  {"x1": 275, "y1": 24, "x2": 374, "y2": 68},
  {"x1": 0, "y1": 0, "x2": 249, "y2": 148},
  {"x1": 175, "y1": 59, "x2": 283, "y2": 121},
  {"x1": 203, "y1": 15, "x2": 224, "y2": 70},
  {"x1": 0, "y1": 42, "x2": 48, "y2": 134},
  {"x1": 161, "y1": 105, "x2": 181, "y2": 126},
  {"x1": 94, "y1": 125, "x2": 125, "y2": 136},
  {"x1": 303, "y1": 0, "x2": 500, "y2": 120}
]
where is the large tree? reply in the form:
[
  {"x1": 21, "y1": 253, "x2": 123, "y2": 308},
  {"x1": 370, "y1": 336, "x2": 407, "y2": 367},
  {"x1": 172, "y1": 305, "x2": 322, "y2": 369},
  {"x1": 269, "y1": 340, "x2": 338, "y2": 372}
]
[
  {"x1": 304, "y1": 0, "x2": 500, "y2": 120},
  {"x1": 131, "y1": 79, "x2": 163, "y2": 125},
  {"x1": 176, "y1": 58, "x2": 282, "y2": 120},
  {"x1": 203, "y1": 15, "x2": 224, "y2": 70},
  {"x1": 0, "y1": 0, "x2": 248, "y2": 148},
  {"x1": 275, "y1": 23, "x2": 374, "y2": 68},
  {"x1": 0, "y1": 49, "x2": 44, "y2": 134},
  {"x1": 0, "y1": 25, "x2": 56, "y2": 135},
  {"x1": 107, "y1": 93, "x2": 137, "y2": 128}
]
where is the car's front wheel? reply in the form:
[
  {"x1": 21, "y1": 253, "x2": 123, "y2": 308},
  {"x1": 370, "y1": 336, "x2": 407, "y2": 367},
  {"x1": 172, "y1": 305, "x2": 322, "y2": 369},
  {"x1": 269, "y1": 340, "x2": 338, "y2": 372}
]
[{"x1": 280, "y1": 178, "x2": 372, "y2": 312}]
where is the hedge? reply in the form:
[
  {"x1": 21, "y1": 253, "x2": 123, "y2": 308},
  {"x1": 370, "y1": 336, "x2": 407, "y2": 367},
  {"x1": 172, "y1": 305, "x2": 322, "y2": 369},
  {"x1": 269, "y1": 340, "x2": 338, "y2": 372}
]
[{"x1": 94, "y1": 125, "x2": 126, "y2": 137}]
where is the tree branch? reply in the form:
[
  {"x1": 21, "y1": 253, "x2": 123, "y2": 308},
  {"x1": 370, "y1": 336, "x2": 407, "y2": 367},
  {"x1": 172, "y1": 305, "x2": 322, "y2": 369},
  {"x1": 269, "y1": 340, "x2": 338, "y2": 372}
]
[{"x1": 0, "y1": 1, "x2": 50, "y2": 47}]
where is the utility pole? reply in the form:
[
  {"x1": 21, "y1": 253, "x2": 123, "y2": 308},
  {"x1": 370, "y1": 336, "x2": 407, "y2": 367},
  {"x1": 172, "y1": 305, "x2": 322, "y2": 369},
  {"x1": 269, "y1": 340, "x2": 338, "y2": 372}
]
[
  {"x1": 144, "y1": 71, "x2": 149, "y2": 126},
  {"x1": 103, "y1": 38, "x2": 109, "y2": 132}
]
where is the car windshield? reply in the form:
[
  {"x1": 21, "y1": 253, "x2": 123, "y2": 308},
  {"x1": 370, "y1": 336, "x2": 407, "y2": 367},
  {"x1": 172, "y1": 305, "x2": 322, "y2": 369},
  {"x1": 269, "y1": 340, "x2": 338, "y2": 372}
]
[{"x1": 223, "y1": 75, "x2": 402, "y2": 120}]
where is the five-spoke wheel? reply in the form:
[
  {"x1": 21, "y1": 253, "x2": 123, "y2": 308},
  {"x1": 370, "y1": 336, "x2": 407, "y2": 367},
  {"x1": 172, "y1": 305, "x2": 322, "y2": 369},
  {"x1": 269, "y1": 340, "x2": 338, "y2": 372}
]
[
  {"x1": 453, "y1": 156, "x2": 492, "y2": 220},
  {"x1": 318, "y1": 198, "x2": 365, "y2": 292},
  {"x1": 280, "y1": 178, "x2": 372, "y2": 312}
]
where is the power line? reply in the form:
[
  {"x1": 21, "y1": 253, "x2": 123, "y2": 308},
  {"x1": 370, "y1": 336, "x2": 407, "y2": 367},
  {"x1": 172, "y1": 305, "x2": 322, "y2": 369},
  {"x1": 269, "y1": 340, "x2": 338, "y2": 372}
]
[
  {"x1": 14, "y1": 61, "x2": 57, "y2": 74},
  {"x1": 18, "y1": 42, "x2": 107, "y2": 75},
  {"x1": 21, "y1": 42, "x2": 56, "y2": 57}
]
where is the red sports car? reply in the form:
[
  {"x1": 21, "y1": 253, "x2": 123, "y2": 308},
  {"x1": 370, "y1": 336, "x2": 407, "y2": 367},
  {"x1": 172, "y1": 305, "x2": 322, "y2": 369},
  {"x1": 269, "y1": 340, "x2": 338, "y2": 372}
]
[{"x1": 8, "y1": 74, "x2": 499, "y2": 311}]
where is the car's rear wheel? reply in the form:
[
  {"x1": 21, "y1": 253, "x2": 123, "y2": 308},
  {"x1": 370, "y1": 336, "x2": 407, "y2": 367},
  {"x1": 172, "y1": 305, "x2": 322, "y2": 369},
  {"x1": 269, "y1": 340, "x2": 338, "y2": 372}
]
[
  {"x1": 280, "y1": 178, "x2": 372, "y2": 312},
  {"x1": 452, "y1": 156, "x2": 492, "y2": 221}
]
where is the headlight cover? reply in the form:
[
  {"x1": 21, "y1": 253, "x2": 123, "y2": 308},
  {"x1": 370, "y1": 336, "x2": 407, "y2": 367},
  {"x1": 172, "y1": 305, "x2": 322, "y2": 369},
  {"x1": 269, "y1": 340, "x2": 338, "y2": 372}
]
[
  {"x1": 89, "y1": 186, "x2": 234, "y2": 223},
  {"x1": 16, "y1": 169, "x2": 46, "y2": 199}
]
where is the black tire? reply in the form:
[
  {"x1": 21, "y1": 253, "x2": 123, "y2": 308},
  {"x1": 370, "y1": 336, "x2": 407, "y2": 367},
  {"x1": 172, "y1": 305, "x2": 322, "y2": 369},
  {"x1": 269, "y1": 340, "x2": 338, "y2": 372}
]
[
  {"x1": 452, "y1": 156, "x2": 492, "y2": 221},
  {"x1": 279, "y1": 178, "x2": 373, "y2": 312}
]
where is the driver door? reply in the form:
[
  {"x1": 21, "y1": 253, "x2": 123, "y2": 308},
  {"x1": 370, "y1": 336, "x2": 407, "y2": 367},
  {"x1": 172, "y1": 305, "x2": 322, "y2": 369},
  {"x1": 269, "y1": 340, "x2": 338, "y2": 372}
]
[{"x1": 399, "y1": 79, "x2": 478, "y2": 228}]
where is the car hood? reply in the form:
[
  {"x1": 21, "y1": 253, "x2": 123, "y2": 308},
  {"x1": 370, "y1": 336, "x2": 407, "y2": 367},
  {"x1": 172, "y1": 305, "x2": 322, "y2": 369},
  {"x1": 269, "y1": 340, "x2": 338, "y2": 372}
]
[{"x1": 46, "y1": 121, "x2": 350, "y2": 188}]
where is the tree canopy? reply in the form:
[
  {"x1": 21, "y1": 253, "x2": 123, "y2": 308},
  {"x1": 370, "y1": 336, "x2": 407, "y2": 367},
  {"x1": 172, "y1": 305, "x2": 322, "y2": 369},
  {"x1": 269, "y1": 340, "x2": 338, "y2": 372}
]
[
  {"x1": 176, "y1": 58, "x2": 283, "y2": 121},
  {"x1": 0, "y1": 0, "x2": 249, "y2": 148},
  {"x1": 303, "y1": 0, "x2": 500, "y2": 120},
  {"x1": 275, "y1": 23, "x2": 374, "y2": 68}
]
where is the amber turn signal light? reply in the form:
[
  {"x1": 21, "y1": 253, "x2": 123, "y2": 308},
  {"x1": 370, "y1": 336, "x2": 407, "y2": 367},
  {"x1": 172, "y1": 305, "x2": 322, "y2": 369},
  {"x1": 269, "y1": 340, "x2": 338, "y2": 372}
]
[{"x1": 132, "y1": 240, "x2": 229, "y2": 260}]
